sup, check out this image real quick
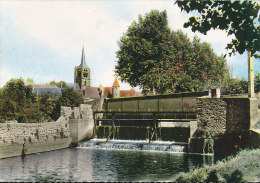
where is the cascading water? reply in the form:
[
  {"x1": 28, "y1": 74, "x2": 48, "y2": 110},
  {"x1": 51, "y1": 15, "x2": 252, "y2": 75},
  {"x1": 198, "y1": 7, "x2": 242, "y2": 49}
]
[{"x1": 78, "y1": 139, "x2": 188, "y2": 153}]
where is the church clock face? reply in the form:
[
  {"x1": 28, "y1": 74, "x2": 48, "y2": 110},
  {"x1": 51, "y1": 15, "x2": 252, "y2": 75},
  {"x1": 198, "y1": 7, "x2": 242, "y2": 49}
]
[{"x1": 83, "y1": 69, "x2": 89, "y2": 78}]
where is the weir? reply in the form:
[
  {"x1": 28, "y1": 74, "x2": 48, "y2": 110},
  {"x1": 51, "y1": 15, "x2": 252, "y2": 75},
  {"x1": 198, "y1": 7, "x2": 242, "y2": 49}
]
[
  {"x1": 78, "y1": 139, "x2": 188, "y2": 153},
  {"x1": 93, "y1": 111, "x2": 197, "y2": 143},
  {"x1": 85, "y1": 91, "x2": 209, "y2": 152}
]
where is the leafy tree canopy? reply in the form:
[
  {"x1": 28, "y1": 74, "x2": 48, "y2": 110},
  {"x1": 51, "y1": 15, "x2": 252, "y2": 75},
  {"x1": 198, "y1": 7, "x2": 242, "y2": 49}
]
[
  {"x1": 49, "y1": 80, "x2": 66, "y2": 88},
  {"x1": 175, "y1": 0, "x2": 260, "y2": 58},
  {"x1": 115, "y1": 10, "x2": 230, "y2": 94},
  {"x1": 26, "y1": 78, "x2": 35, "y2": 84},
  {"x1": 0, "y1": 78, "x2": 83, "y2": 122}
]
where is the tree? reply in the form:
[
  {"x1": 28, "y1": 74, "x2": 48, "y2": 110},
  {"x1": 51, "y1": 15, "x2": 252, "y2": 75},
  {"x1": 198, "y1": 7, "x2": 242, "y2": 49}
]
[
  {"x1": 175, "y1": 0, "x2": 260, "y2": 58},
  {"x1": 175, "y1": 0, "x2": 260, "y2": 98},
  {"x1": 49, "y1": 80, "x2": 66, "y2": 88},
  {"x1": 115, "y1": 10, "x2": 230, "y2": 94},
  {"x1": 115, "y1": 10, "x2": 174, "y2": 93},
  {"x1": 51, "y1": 88, "x2": 84, "y2": 120},
  {"x1": 57, "y1": 88, "x2": 83, "y2": 107},
  {"x1": 255, "y1": 72, "x2": 260, "y2": 93},
  {"x1": 56, "y1": 81, "x2": 66, "y2": 88},
  {"x1": 26, "y1": 78, "x2": 35, "y2": 84},
  {"x1": 221, "y1": 77, "x2": 248, "y2": 95},
  {"x1": 0, "y1": 78, "x2": 42, "y2": 122}
]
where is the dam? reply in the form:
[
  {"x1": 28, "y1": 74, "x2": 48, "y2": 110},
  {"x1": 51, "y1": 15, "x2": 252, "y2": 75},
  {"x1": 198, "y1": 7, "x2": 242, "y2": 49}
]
[{"x1": 90, "y1": 91, "x2": 209, "y2": 151}]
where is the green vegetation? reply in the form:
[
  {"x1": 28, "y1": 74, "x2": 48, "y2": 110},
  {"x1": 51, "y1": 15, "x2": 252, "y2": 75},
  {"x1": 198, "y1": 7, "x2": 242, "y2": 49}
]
[
  {"x1": 0, "y1": 78, "x2": 83, "y2": 123},
  {"x1": 172, "y1": 148, "x2": 260, "y2": 182},
  {"x1": 255, "y1": 72, "x2": 260, "y2": 93},
  {"x1": 222, "y1": 77, "x2": 248, "y2": 95},
  {"x1": 49, "y1": 80, "x2": 66, "y2": 88},
  {"x1": 221, "y1": 72, "x2": 260, "y2": 94},
  {"x1": 175, "y1": 0, "x2": 260, "y2": 58},
  {"x1": 115, "y1": 10, "x2": 230, "y2": 94}
]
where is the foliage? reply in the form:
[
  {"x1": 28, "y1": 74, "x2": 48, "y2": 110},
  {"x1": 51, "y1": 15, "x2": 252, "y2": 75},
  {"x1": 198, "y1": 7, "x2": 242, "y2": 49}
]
[
  {"x1": 57, "y1": 88, "x2": 83, "y2": 107},
  {"x1": 222, "y1": 77, "x2": 248, "y2": 95},
  {"x1": 38, "y1": 94, "x2": 58, "y2": 121},
  {"x1": 0, "y1": 78, "x2": 83, "y2": 123},
  {"x1": 26, "y1": 78, "x2": 35, "y2": 84},
  {"x1": 173, "y1": 148, "x2": 260, "y2": 182},
  {"x1": 52, "y1": 88, "x2": 84, "y2": 120},
  {"x1": 49, "y1": 80, "x2": 66, "y2": 88},
  {"x1": 175, "y1": 0, "x2": 260, "y2": 58},
  {"x1": 0, "y1": 78, "x2": 40, "y2": 122},
  {"x1": 255, "y1": 72, "x2": 260, "y2": 93},
  {"x1": 115, "y1": 10, "x2": 230, "y2": 94}
]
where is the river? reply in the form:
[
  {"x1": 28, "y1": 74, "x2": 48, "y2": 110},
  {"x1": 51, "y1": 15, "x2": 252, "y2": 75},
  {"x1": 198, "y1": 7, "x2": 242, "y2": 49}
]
[{"x1": 0, "y1": 139, "x2": 223, "y2": 182}]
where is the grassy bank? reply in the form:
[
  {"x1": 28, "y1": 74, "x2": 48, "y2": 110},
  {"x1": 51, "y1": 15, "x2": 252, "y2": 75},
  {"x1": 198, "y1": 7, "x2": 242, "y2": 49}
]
[{"x1": 171, "y1": 148, "x2": 260, "y2": 182}]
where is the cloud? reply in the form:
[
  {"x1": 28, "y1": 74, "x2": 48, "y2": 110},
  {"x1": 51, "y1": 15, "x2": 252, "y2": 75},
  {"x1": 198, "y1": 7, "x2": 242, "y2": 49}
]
[
  {"x1": 1, "y1": 0, "x2": 257, "y2": 90},
  {"x1": 1, "y1": 1, "x2": 129, "y2": 57},
  {"x1": 0, "y1": 66, "x2": 16, "y2": 87}
]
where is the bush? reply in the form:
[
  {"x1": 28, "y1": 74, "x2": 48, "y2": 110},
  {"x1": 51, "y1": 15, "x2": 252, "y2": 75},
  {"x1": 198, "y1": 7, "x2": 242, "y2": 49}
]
[{"x1": 172, "y1": 148, "x2": 260, "y2": 182}]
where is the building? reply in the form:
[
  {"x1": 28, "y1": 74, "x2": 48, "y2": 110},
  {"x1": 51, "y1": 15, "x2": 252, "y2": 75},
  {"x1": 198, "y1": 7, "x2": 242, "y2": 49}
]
[
  {"x1": 74, "y1": 47, "x2": 141, "y2": 99},
  {"x1": 29, "y1": 84, "x2": 62, "y2": 98}
]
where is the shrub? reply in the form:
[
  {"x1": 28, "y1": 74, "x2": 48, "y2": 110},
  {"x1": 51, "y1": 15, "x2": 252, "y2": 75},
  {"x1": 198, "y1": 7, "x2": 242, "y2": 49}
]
[{"x1": 172, "y1": 148, "x2": 260, "y2": 182}]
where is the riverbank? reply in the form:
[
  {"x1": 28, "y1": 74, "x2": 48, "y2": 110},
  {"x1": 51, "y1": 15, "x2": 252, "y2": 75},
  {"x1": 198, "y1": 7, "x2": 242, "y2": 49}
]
[{"x1": 171, "y1": 148, "x2": 260, "y2": 182}]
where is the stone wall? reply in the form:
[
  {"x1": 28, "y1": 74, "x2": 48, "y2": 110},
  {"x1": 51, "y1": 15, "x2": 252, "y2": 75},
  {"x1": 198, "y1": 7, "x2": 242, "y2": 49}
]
[
  {"x1": 190, "y1": 97, "x2": 258, "y2": 155},
  {"x1": 0, "y1": 116, "x2": 71, "y2": 159},
  {"x1": 196, "y1": 98, "x2": 259, "y2": 136},
  {"x1": 0, "y1": 104, "x2": 94, "y2": 159}
]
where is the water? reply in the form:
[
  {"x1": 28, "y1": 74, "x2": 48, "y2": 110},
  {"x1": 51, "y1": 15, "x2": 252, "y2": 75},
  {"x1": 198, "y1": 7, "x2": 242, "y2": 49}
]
[
  {"x1": 0, "y1": 140, "x2": 223, "y2": 182},
  {"x1": 78, "y1": 139, "x2": 188, "y2": 153}
]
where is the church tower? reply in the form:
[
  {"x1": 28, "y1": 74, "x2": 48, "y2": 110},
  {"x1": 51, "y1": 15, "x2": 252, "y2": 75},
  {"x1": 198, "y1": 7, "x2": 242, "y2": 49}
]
[{"x1": 74, "y1": 47, "x2": 91, "y2": 89}]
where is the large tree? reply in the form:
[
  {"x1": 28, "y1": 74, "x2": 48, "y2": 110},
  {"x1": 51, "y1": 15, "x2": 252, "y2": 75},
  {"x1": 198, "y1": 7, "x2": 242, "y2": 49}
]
[
  {"x1": 175, "y1": 0, "x2": 260, "y2": 57},
  {"x1": 175, "y1": 0, "x2": 260, "y2": 97},
  {"x1": 115, "y1": 10, "x2": 230, "y2": 94},
  {"x1": 115, "y1": 10, "x2": 174, "y2": 94}
]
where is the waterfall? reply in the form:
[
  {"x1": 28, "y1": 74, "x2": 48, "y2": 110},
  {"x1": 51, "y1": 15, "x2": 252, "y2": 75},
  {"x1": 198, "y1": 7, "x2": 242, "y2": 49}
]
[{"x1": 78, "y1": 139, "x2": 188, "y2": 153}]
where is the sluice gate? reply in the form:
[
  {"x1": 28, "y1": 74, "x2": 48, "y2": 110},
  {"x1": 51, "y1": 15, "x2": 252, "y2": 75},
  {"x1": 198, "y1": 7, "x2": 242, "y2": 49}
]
[{"x1": 93, "y1": 111, "x2": 197, "y2": 142}]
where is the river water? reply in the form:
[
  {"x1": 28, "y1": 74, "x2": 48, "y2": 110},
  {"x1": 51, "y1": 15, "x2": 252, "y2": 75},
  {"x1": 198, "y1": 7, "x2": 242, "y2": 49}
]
[{"x1": 0, "y1": 140, "x2": 222, "y2": 182}]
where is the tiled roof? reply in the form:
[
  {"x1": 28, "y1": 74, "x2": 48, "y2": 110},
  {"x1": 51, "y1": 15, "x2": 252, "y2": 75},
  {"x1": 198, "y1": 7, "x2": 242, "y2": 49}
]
[
  {"x1": 104, "y1": 87, "x2": 113, "y2": 98},
  {"x1": 30, "y1": 84, "x2": 58, "y2": 88},
  {"x1": 120, "y1": 90, "x2": 135, "y2": 97},
  {"x1": 113, "y1": 78, "x2": 120, "y2": 87}
]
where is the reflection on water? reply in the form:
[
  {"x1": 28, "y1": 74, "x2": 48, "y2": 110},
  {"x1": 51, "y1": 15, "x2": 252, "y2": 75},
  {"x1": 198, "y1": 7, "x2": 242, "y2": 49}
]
[{"x1": 0, "y1": 146, "x2": 222, "y2": 182}]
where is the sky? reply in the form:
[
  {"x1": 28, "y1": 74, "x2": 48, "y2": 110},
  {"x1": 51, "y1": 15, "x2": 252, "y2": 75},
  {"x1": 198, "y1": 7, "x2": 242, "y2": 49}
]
[{"x1": 0, "y1": 0, "x2": 259, "y2": 90}]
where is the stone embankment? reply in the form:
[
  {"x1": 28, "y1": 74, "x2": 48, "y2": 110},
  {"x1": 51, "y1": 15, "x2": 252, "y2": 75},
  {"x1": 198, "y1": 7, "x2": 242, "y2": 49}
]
[{"x1": 0, "y1": 104, "x2": 94, "y2": 159}]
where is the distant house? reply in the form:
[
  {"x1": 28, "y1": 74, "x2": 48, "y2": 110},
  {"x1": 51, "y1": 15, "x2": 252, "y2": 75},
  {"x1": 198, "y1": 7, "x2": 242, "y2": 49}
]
[{"x1": 29, "y1": 84, "x2": 62, "y2": 98}]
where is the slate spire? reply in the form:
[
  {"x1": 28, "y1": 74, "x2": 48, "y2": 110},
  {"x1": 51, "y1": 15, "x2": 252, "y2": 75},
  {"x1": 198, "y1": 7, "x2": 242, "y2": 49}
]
[{"x1": 79, "y1": 47, "x2": 87, "y2": 67}]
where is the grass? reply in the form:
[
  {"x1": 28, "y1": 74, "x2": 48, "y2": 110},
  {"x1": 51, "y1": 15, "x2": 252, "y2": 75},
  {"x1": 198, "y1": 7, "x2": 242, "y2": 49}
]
[{"x1": 171, "y1": 148, "x2": 260, "y2": 182}]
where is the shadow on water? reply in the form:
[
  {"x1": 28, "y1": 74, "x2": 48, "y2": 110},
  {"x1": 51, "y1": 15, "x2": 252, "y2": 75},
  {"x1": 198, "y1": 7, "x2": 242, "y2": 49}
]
[
  {"x1": 0, "y1": 146, "x2": 224, "y2": 182},
  {"x1": 91, "y1": 149, "x2": 222, "y2": 182}
]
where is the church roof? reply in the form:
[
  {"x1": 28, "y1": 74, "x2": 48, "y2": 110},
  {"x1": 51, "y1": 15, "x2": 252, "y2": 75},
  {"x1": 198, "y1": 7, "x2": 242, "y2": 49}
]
[
  {"x1": 78, "y1": 47, "x2": 88, "y2": 68},
  {"x1": 113, "y1": 78, "x2": 120, "y2": 87},
  {"x1": 65, "y1": 82, "x2": 80, "y2": 89}
]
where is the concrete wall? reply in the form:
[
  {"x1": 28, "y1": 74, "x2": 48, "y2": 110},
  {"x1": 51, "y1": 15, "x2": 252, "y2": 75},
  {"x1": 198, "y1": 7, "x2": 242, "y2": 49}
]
[
  {"x1": 61, "y1": 104, "x2": 94, "y2": 145},
  {"x1": 0, "y1": 116, "x2": 71, "y2": 159},
  {"x1": 105, "y1": 91, "x2": 209, "y2": 113},
  {"x1": 94, "y1": 126, "x2": 191, "y2": 142}
]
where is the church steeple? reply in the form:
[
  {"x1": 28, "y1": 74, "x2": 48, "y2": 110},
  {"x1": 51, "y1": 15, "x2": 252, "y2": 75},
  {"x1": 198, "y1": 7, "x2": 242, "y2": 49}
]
[
  {"x1": 79, "y1": 47, "x2": 87, "y2": 67},
  {"x1": 74, "y1": 46, "x2": 91, "y2": 89}
]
